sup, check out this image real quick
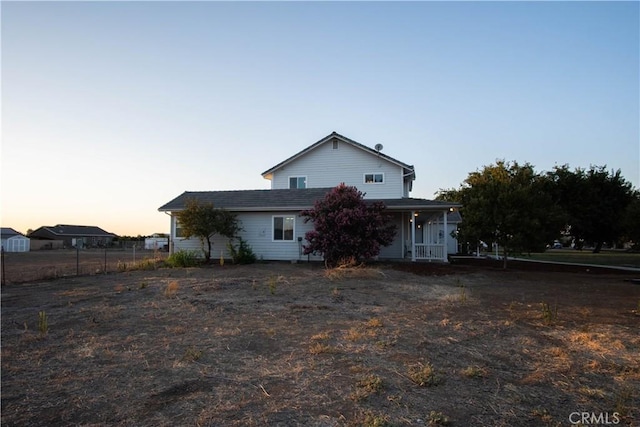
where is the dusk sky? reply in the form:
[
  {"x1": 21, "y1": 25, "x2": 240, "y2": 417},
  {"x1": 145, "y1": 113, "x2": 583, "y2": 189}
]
[{"x1": 2, "y1": 1, "x2": 638, "y2": 237}]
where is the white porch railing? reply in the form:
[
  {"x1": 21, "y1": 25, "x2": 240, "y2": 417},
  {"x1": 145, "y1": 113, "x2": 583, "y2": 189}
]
[{"x1": 414, "y1": 244, "x2": 445, "y2": 260}]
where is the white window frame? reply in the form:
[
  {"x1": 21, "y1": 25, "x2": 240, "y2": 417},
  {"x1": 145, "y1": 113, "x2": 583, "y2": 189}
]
[
  {"x1": 364, "y1": 173, "x2": 384, "y2": 184},
  {"x1": 272, "y1": 215, "x2": 295, "y2": 242},
  {"x1": 174, "y1": 216, "x2": 184, "y2": 238},
  {"x1": 288, "y1": 176, "x2": 307, "y2": 189}
]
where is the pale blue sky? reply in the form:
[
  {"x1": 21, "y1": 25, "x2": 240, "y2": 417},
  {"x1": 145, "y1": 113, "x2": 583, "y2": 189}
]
[{"x1": 2, "y1": 1, "x2": 638, "y2": 236}]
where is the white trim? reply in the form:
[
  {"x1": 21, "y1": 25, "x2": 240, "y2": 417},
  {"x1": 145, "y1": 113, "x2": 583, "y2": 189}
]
[
  {"x1": 173, "y1": 215, "x2": 184, "y2": 238},
  {"x1": 443, "y1": 210, "x2": 448, "y2": 262},
  {"x1": 272, "y1": 215, "x2": 296, "y2": 242},
  {"x1": 411, "y1": 210, "x2": 416, "y2": 262},
  {"x1": 288, "y1": 176, "x2": 307, "y2": 189},
  {"x1": 363, "y1": 172, "x2": 384, "y2": 184}
]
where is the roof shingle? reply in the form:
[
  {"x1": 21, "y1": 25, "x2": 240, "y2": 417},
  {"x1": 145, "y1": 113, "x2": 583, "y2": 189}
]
[{"x1": 158, "y1": 188, "x2": 459, "y2": 212}]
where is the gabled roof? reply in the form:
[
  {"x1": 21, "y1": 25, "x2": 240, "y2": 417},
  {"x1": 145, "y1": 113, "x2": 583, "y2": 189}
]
[
  {"x1": 158, "y1": 188, "x2": 459, "y2": 212},
  {"x1": 1, "y1": 228, "x2": 26, "y2": 238},
  {"x1": 29, "y1": 225, "x2": 117, "y2": 237},
  {"x1": 261, "y1": 132, "x2": 416, "y2": 181}
]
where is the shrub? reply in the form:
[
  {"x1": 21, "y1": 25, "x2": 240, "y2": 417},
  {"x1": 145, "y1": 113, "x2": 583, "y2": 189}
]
[
  {"x1": 227, "y1": 238, "x2": 256, "y2": 264},
  {"x1": 165, "y1": 250, "x2": 201, "y2": 268},
  {"x1": 301, "y1": 184, "x2": 396, "y2": 267}
]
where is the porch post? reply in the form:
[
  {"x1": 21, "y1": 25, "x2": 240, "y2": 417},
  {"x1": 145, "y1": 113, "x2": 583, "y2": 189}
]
[
  {"x1": 443, "y1": 209, "x2": 448, "y2": 262},
  {"x1": 411, "y1": 211, "x2": 416, "y2": 262},
  {"x1": 401, "y1": 212, "x2": 405, "y2": 259}
]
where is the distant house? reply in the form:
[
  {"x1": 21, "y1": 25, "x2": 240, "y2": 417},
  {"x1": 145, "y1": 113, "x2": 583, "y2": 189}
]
[
  {"x1": 28, "y1": 225, "x2": 117, "y2": 249},
  {"x1": 1, "y1": 228, "x2": 30, "y2": 252},
  {"x1": 160, "y1": 132, "x2": 460, "y2": 262}
]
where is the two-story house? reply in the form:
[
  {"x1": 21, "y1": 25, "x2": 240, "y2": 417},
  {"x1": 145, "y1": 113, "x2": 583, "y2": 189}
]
[{"x1": 159, "y1": 132, "x2": 460, "y2": 262}]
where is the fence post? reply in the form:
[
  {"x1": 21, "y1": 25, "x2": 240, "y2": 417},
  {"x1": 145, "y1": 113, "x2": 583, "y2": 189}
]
[
  {"x1": 104, "y1": 246, "x2": 107, "y2": 274},
  {"x1": 1, "y1": 246, "x2": 5, "y2": 286},
  {"x1": 76, "y1": 244, "x2": 80, "y2": 276}
]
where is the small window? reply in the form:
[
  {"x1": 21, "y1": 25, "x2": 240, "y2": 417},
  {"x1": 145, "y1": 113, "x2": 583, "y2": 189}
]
[
  {"x1": 332, "y1": 139, "x2": 339, "y2": 149},
  {"x1": 364, "y1": 173, "x2": 384, "y2": 184},
  {"x1": 273, "y1": 216, "x2": 295, "y2": 241},
  {"x1": 175, "y1": 217, "x2": 184, "y2": 238},
  {"x1": 289, "y1": 176, "x2": 307, "y2": 189}
]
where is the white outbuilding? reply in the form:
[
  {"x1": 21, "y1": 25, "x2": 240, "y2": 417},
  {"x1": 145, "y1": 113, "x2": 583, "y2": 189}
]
[{"x1": 1, "y1": 228, "x2": 30, "y2": 252}]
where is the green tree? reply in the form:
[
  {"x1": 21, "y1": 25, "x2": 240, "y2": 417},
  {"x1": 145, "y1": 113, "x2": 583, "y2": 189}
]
[
  {"x1": 176, "y1": 199, "x2": 241, "y2": 261},
  {"x1": 301, "y1": 184, "x2": 396, "y2": 267},
  {"x1": 548, "y1": 165, "x2": 634, "y2": 253},
  {"x1": 434, "y1": 188, "x2": 463, "y2": 204},
  {"x1": 621, "y1": 191, "x2": 640, "y2": 249},
  {"x1": 453, "y1": 160, "x2": 564, "y2": 268}
]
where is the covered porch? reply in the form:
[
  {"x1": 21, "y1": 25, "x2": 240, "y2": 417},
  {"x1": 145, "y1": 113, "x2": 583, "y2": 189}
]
[
  {"x1": 383, "y1": 199, "x2": 460, "y2": 262},
  {"x1": 405, "y1": 210, "x2": 452, "y2": 261}
]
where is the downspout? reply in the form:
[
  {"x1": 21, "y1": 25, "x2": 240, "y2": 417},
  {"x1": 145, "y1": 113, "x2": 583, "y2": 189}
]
[{"x1": 402, "y1": 169, "x2": 415, "y2": 196}]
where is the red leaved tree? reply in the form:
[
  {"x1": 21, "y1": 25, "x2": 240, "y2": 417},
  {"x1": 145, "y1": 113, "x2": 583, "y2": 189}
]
[{"x1": 301, "y1": 183, "x2": 396, "y2": 267}]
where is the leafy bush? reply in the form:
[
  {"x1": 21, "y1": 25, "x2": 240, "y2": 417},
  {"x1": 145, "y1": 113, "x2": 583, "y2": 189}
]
[
  {"x1": 227, "y1": 238, "x2": 256, "y2": 264},
  {"x1": 165, "y1": 250, "x2": 201, "y2": 268},
  {"x1": 301, "y1": 184, "x2": 396, "y2": 267}
]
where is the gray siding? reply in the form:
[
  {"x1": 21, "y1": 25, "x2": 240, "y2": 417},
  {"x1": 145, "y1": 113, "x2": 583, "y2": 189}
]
[
  {"x1": 270, "y1": 141, "x2": 405, "y2": 199},
  {"x1": 377, "y1": 213, "x2": 405, "y2": 259},
  {"x1": 172, "y1": 213, "x2": 323, "y2": 261},
  {"x1": 171, "y1": 211, "x2": 406, "y2": 262}
]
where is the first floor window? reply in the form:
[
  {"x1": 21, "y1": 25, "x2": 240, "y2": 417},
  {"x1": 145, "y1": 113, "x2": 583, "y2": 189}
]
[
  {"x1": 175, "y1": 217, "x2": 184, "y2": 238},
  {"x1": 289, "y1": 176, "x2": 307, "y2": 189},
  {"x1": 273, "y1": 216, "x2": 295, "y2": 241}
]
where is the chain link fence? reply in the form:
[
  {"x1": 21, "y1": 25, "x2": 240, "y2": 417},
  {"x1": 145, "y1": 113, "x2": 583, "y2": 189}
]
[{"x1": 1, "y1": 247, "x2": 169, "y2": 285}]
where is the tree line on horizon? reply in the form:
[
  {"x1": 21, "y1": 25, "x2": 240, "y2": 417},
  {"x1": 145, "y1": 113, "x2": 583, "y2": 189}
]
[{"x1": 436, "y1": 161, "x2": 639, "y2": 267}]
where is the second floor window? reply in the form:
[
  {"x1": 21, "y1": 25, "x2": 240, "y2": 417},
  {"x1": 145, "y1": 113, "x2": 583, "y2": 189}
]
[
  {"x1": 289, "y1": 176, "x2": 307, "y2": 189},
  {"x1": 364, "y1": 173, "x2": 384, "y2": 184}
]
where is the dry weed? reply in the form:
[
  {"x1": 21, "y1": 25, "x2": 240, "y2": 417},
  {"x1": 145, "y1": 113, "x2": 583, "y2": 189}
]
[
  {"x1": 351, "y1": 374, "x2": 384, "y2": 401},
  {"x1": 324, "y1": 261, "x2": 385, "y2": 281},
  {"x1": 310, "y1": 331, "x2": 331, "y2": 341},
  {"x1": 164, "y1": 281, "x2": 179, "y2": 298},
  {"x1": 309, "y1": 342, "x2": 336, "y2": 355},
  {"x1": 460, "y1": 365, "x2": 488, "y2": 378},
  {"x1": 408, "y1": 362, "x2": 441, "y2": 387},
  {"x1": 366, "y1": 317, "x2": 384, "y2": 328}
]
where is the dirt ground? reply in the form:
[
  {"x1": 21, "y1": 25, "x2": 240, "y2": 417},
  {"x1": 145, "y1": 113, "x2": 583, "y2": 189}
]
[{"x1": 2, "y1": 259, "x2": 639, "y2": 426}]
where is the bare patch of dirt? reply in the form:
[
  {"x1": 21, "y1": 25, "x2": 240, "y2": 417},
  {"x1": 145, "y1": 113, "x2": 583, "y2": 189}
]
[{"x1": 2, "y1": 262, "x2": 639, "y2": 426}]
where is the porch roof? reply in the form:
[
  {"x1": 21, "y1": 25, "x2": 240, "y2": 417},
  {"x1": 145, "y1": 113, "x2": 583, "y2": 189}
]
[{"x1": 158, "y1": 188, "x2": 459, "y2": 212}]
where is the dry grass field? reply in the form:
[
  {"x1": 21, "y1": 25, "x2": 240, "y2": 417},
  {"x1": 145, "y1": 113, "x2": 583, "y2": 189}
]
[
  {"x1": 1, "y1": 249, "x2": 167, "y2": 284},
  {"x1": 2, "y1": 260, "x2": 639, "y2": 426}
]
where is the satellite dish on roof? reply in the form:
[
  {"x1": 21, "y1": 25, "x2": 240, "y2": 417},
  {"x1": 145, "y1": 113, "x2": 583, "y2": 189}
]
[{"x1": 374, "y1": 143, "x2": 383, "y2": 152}]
